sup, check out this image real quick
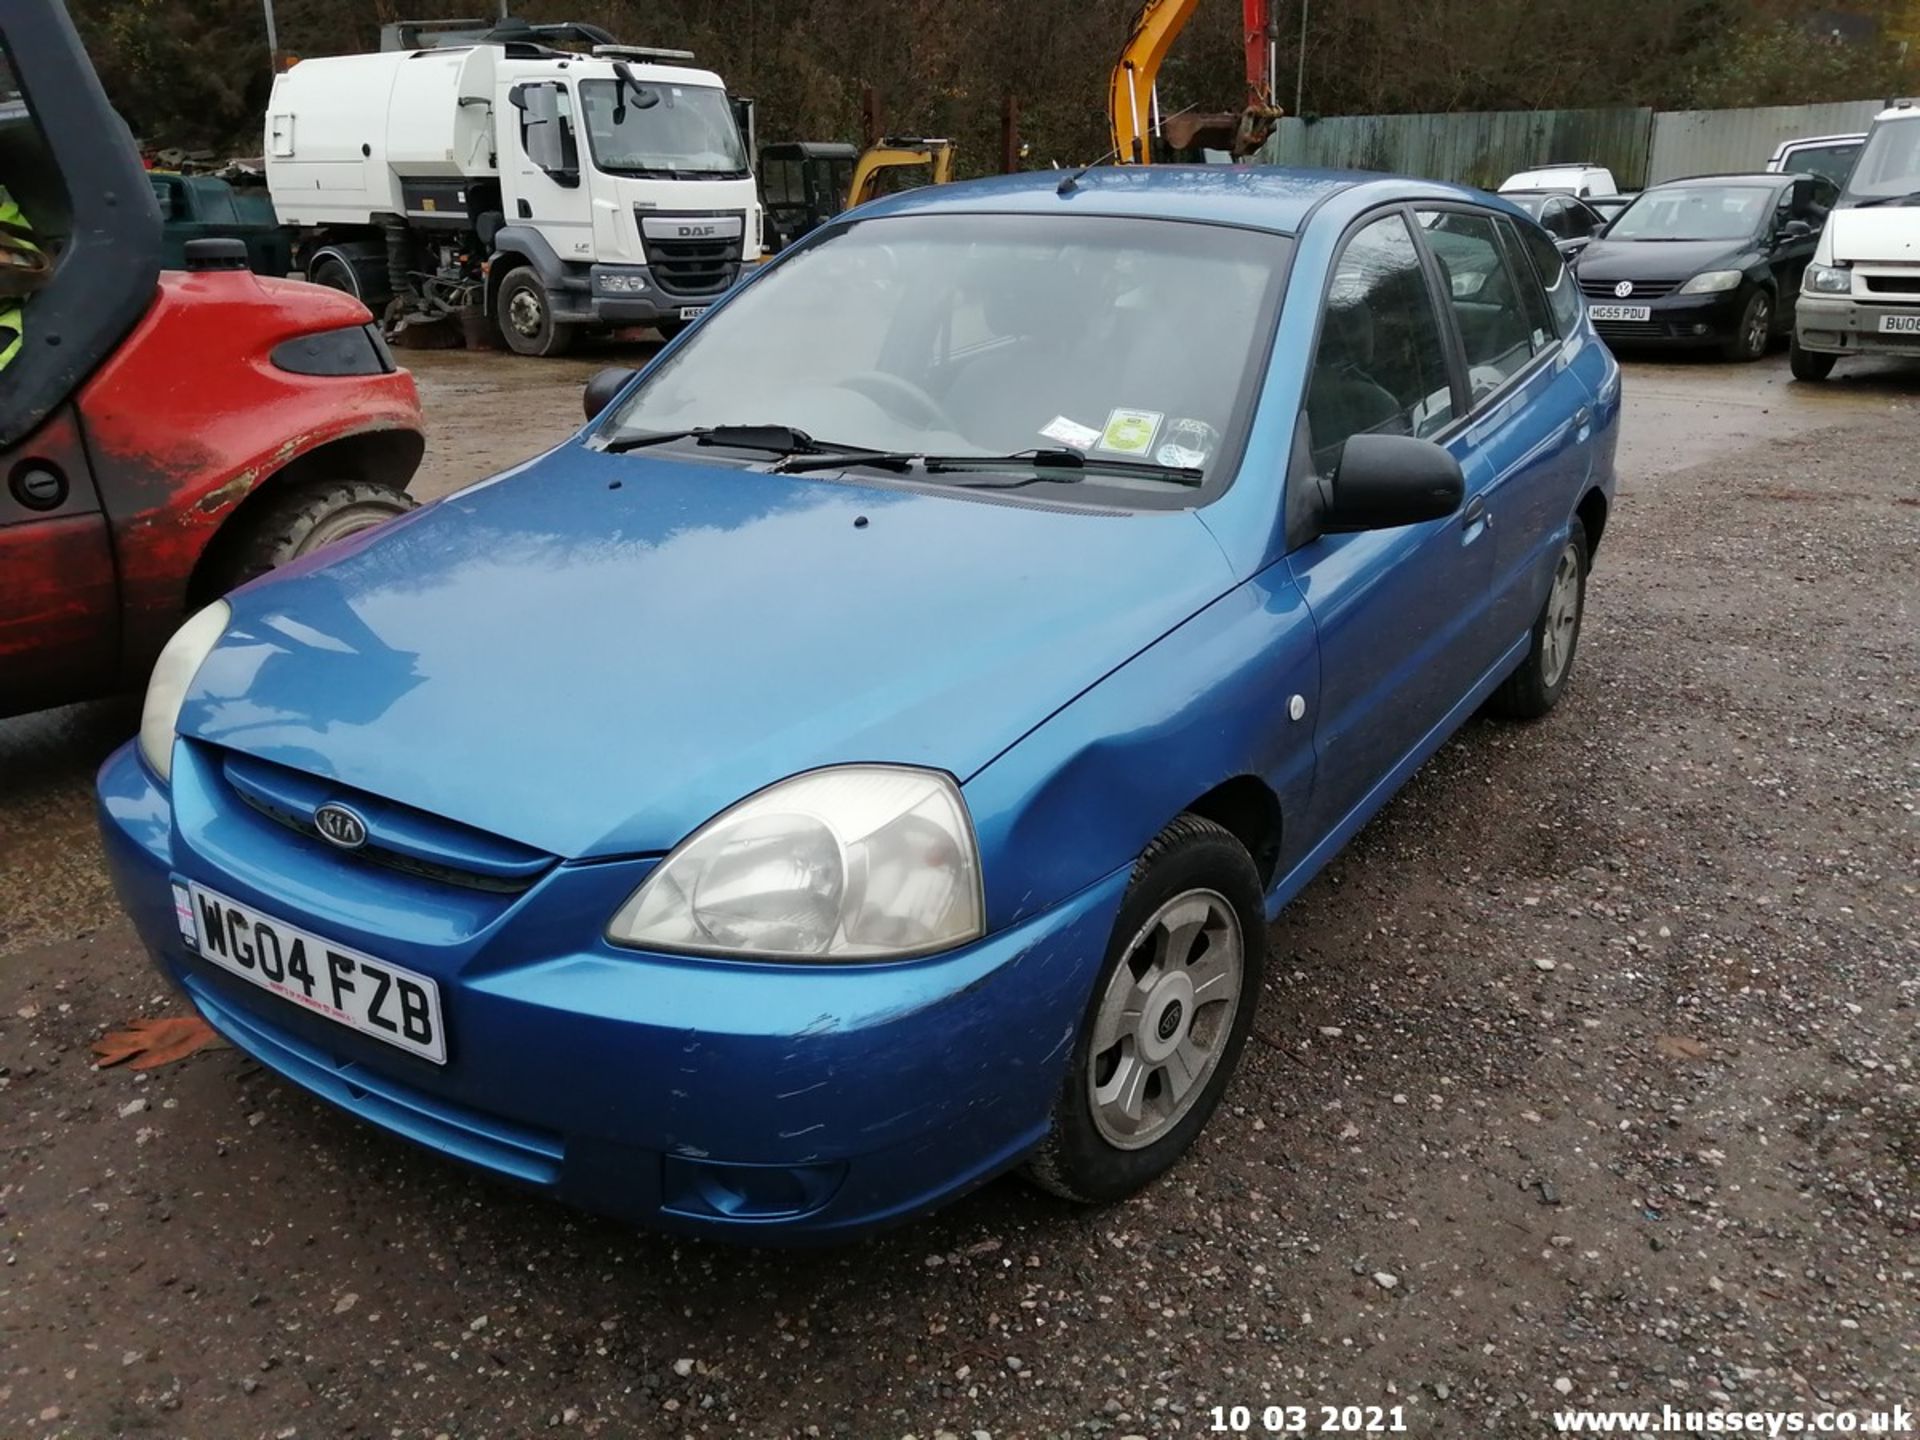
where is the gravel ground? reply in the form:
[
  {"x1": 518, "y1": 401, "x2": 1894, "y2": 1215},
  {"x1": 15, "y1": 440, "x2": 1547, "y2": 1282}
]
[{"x1": 1, "y1": 352, "x2": 1915, "y2": 1439}]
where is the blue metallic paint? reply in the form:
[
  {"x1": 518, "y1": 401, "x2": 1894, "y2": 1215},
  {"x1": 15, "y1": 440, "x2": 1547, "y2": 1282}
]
[{"x1": 97, "y1": 167, "x2": 1620, "y2": 1240}]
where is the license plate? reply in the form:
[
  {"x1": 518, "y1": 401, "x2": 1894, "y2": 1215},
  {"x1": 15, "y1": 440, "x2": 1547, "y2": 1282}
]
[
  {"x1": 181, "y1": 883, "x2": 447, "y2": 1064},
  {"x1": 1589, "y1": 303, "x2": 1652, "y2": 322},
  {"x1": 1878, "y1": 312, "x2": 1920, "y2": 334},
  {"x1": 676, "y1": 306, "x2": 709, "y2": 321}
]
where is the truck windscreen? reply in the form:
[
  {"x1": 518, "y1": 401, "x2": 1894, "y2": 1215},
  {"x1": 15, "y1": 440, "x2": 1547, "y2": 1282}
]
[{"x1": 578, "y1": 80, "x2": 747, "y2": 179}]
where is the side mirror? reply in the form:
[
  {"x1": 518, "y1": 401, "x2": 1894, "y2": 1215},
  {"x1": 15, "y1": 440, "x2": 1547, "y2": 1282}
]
[
  {"x1": 1777, "y1": 218, "x2": 1814, "y2": 242},
  {"x1": 583, "y1": 367, "x2": 637, "y2": 421},
  {"x1": 1321, "y1": 434, "x2": 1464, "y2": 533}
]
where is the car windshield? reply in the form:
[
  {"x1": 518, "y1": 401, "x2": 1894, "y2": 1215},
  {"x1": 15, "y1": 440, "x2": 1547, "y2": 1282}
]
[
  {"x1": 577, "y1": 79, "x2": 746, "y2": 178},
  {"x1": 1605, "y1": 185, "x2": 1771, "y2": 241},
  {"x1": 1781, "y1": 141, "x2": 1861, "y2": 187},
  {"x1": 1840, "y1": 115, "x2": 1920, "y2": 204},
  {"x1": 601, "y1": 212, "x2": 1291, "y2": 504}
]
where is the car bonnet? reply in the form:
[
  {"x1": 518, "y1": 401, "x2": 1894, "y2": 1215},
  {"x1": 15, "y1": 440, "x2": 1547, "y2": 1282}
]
[{"x1": 175, "y1": 446, "x2": 1239, "y2": 860}]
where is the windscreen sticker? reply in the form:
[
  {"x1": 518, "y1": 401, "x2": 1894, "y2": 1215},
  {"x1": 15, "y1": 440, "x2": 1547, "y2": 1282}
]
[
  {"x1": 1157, "y1": 417, "x2": 1220, "y2": 469},
  {"x1": 1098, "y1": 408, "x2": 1164, "y2": 456},
  {"x1": 1040, "y1": 415, "x2": 1102, "y2": 451}
]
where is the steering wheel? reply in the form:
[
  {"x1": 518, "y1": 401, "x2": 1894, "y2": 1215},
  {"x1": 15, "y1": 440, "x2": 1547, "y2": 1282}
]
[{"x1": 838, "y1": 371, "x2": 947, "y2": 429}]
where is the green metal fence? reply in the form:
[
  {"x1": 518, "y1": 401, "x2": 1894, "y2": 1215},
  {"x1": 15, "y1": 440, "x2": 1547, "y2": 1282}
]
[{"x1": 1253, "y1": 99, "x2": 1891, "y2": 191}]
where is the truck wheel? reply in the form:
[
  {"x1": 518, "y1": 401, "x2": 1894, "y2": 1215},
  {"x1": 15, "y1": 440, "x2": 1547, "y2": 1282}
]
[
  {"x1": 1487, "y1": 517, "x2": 1588, "y2": 721},
  {"x1": 497, "y1": 268, "x2": 576, "y2": 357},
  {"x1": 206, "y1": 480, "x2": 414, "y2": 595},
  {"x1": 1789, "y1": 336, "x2": 1837, "y2": 382},
  {"x1": 1026, "y1": 814, "x2": 1265, "y2": 1205},
  {"x1": 309, "y1": 253, "x2": 359, "y2": 297}
]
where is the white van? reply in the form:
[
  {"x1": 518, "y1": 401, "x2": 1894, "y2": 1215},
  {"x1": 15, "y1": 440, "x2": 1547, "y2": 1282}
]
[
  {"x1": 1791, "y1": 100, "x2": 1920, "y2": 380},
  {"x1": 1500, "y1": 163, "x2": 1618, "y2": 199}
]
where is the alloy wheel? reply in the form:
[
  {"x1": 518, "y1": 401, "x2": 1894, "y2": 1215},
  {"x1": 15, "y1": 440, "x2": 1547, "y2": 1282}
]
[
  {"x1": 1746, "y1": 295, "x2": 1772, "y2": 358},
  {"x1": 1087, "y1": 888, "x2": 1245, "y2": 1150},
  {"x1": 1540, "y1": 541, "x2": 1582, "y2": 688}
]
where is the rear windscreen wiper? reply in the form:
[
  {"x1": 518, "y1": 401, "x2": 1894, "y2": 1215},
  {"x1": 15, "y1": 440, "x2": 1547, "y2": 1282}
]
[
  {"x1": 776, "y1": 446, "x2": 1205, "y2": 487},
  {"x1": 598, "y1": 424, "x2": 866, "y2": 457}
]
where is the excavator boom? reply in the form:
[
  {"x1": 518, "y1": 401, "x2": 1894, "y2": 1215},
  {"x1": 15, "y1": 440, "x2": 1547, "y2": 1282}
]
[{"x1": 1109, "y1": 0, "x2": 1283, "y2": 165}]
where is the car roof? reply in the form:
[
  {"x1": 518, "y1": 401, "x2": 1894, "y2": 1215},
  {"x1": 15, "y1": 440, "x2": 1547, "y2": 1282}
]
[
  {"x1": 848, "y1": 165, "x2": 1509, "y2": 236},
  {"x1": 1770, "y1": 133, "x2": 1865, "y2": 151},
  {"x1": 1647, "y1": 172, "x2": 1791, "y2": 189}
]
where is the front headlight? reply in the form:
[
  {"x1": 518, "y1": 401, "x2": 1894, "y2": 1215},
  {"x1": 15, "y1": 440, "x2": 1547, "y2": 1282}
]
[
  {"x1": 607, "y1": 765, "x2": 983, "y2": 960},
  {"x1": 138, "y1": 600, "x2": 230, "y2": 783},
  {"x1": 1804, "y1": 263, "x2": 1852, "y2": 295},
  {"x1": 1676, "y1": 269, "x2": 1744, "y2": 295}
]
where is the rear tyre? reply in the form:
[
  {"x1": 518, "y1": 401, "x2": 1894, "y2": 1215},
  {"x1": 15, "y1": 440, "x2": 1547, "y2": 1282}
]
[
  {"x1": 497, "y1": 267, "x2": 576, "y2": 357},
  {"x1": 1722, "y1": 287, "x2": 1772, "y2": 363},
  {"x1": 1789, "y1": 336, "x2": 1837, "y2": 382},
  {"x1": 204, "y1": 479, "x2": 414, "y2": 596},
  {"x1": 309, "y1": 253, "x2": 360, "y2": 297},
  {"x1": 1026, "y1": 814, "x2": 1265, "y2": 1205},
  {"x1": 1488, "y1": 517, "x2": 1588, "y2": 721}
]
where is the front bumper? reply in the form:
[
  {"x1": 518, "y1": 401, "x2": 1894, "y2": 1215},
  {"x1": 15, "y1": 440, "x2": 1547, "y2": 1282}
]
[
  {"x1": 1793, "y1": 293, "x2": 1920, "y2": 358},
  {"x1": 1584, "y1": 287, "x2": 1749, "y2": 349},
  {"x1": 97, "y1": 739, "x2": 1127, "y2": 1241},
  {"x1": 548, "y1": 265, "x2": 725, "y2": 327}
]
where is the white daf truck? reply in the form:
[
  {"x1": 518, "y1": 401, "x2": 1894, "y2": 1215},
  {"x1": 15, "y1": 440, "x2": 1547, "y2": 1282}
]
[
  {"x1": 265, "y1": 33, "x2": 760, "y2": 355},
  {"x1": 1791, "y1": 99, "x2": 1920, "y2": 381}
]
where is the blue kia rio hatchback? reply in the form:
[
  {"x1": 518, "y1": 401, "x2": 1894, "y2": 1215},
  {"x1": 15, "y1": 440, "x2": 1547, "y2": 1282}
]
[{"x1": 99, "y1": 168, "x2": 1619, "y2": 1240}]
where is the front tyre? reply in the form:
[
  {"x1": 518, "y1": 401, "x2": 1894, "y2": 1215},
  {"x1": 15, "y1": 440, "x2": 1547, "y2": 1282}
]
[
  {"x1": 1027, "y1": 814, "x2": 1265, "y2": 1205},
  {"x1": 1722, "y1": 287, "x2": 1773, "y2": 363},
  {"x1": 1789, "y1": 335, "x2": 1837, "y2": 381},
  {"x1": 497, "y1": 267, "x2": 576, "y2": 358},
  {"x1": 204, "y1": 479, "x2": 415, "y2": 595},
  {"x1": 1488, "y1": 516, "x2": 1588, "y2": 721}
]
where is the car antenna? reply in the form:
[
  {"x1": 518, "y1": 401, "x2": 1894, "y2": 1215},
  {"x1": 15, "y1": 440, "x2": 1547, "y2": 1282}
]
[
  {"x1": 1059, "y1": 102, "x2": 1201, "y2": 193},
  {"x1": 1058, "y1": 144, "x2": 1121, "y2": 194}
]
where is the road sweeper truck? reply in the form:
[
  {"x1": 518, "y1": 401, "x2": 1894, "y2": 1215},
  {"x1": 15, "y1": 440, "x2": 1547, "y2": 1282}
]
[{"x1": 265, "y1": 30, "x2": 759, "y2": 355}]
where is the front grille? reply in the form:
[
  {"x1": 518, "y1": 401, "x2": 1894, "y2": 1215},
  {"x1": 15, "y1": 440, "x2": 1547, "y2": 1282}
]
[
  {"x1": 1580, "y1": 277, "x2": 1680, "y2": 299},
  {"x1": 1591, "y1": 317, "x2": 1704, "y2": 342},
  {"x1": 646, "y1": 234, "x2": 741, "y2": 297},
  {"x1": 1863, "y1": 273, "x2": 1920, "y2": 295},
  {"x1": 219, "y1": 750, "x2": 556, "y2": 894}
]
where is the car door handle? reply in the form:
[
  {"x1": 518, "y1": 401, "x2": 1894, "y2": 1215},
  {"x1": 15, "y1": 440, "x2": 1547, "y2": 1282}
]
[
  {"x1": 516, "y1": 198, "x2": 532, "y2": 219},
  {"x1": 1462, "y1": 494, "x2": 1488, "y2": 528}
]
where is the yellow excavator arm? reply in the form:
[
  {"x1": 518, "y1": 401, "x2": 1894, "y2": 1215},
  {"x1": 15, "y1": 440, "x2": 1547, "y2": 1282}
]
[
  {"x1": 1108, "y1": 0, "x2": 1203, "y2": 165},
  {"x1": 847, "y1": 138, "x2": 957, "y2": 208}
]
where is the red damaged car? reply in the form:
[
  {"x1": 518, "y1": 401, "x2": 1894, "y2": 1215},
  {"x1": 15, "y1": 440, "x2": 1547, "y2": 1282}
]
[{"x1": 1, "y1": 2, "x2": 422, "y2": 720}]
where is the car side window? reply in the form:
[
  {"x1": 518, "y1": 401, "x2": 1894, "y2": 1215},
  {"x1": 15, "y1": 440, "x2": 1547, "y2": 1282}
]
[
  {"x1": 1541, "y1": 198, "x2": 1572, "y2": 239},
  {"x1": 1563, "y1": 201, "x2": 1598, "y2": 238},
  {"x1": 1514, "y1": 221, "x2": 1583, "y2": 339},
  {"x1": 1304, "y1": 212, "x2": 1457, "y2": 473},
  {"x1": 1495, "y1": 218, "x2": 1556, "y2": 352},
  {"x1": 1416, "y1": 210, "x2": 1537, "y2": 403}
]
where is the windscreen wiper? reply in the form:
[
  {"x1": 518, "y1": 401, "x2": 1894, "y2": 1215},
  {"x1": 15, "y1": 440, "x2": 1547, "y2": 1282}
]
[
  {"x1": 775, "y1": 446, "x2": 1205, "y2": 487},
  {"x1": 1853, "y1": 189, "x2": 1920, "y2": 209},
  {"x1": 598, "y1": 424, "x2": 862, "y2": 456}
]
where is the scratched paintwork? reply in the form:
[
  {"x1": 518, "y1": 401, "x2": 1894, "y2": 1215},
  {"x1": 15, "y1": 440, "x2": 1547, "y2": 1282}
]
[{"x1": 0, "y1": 267, "x2": 423, "y2": 717}]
